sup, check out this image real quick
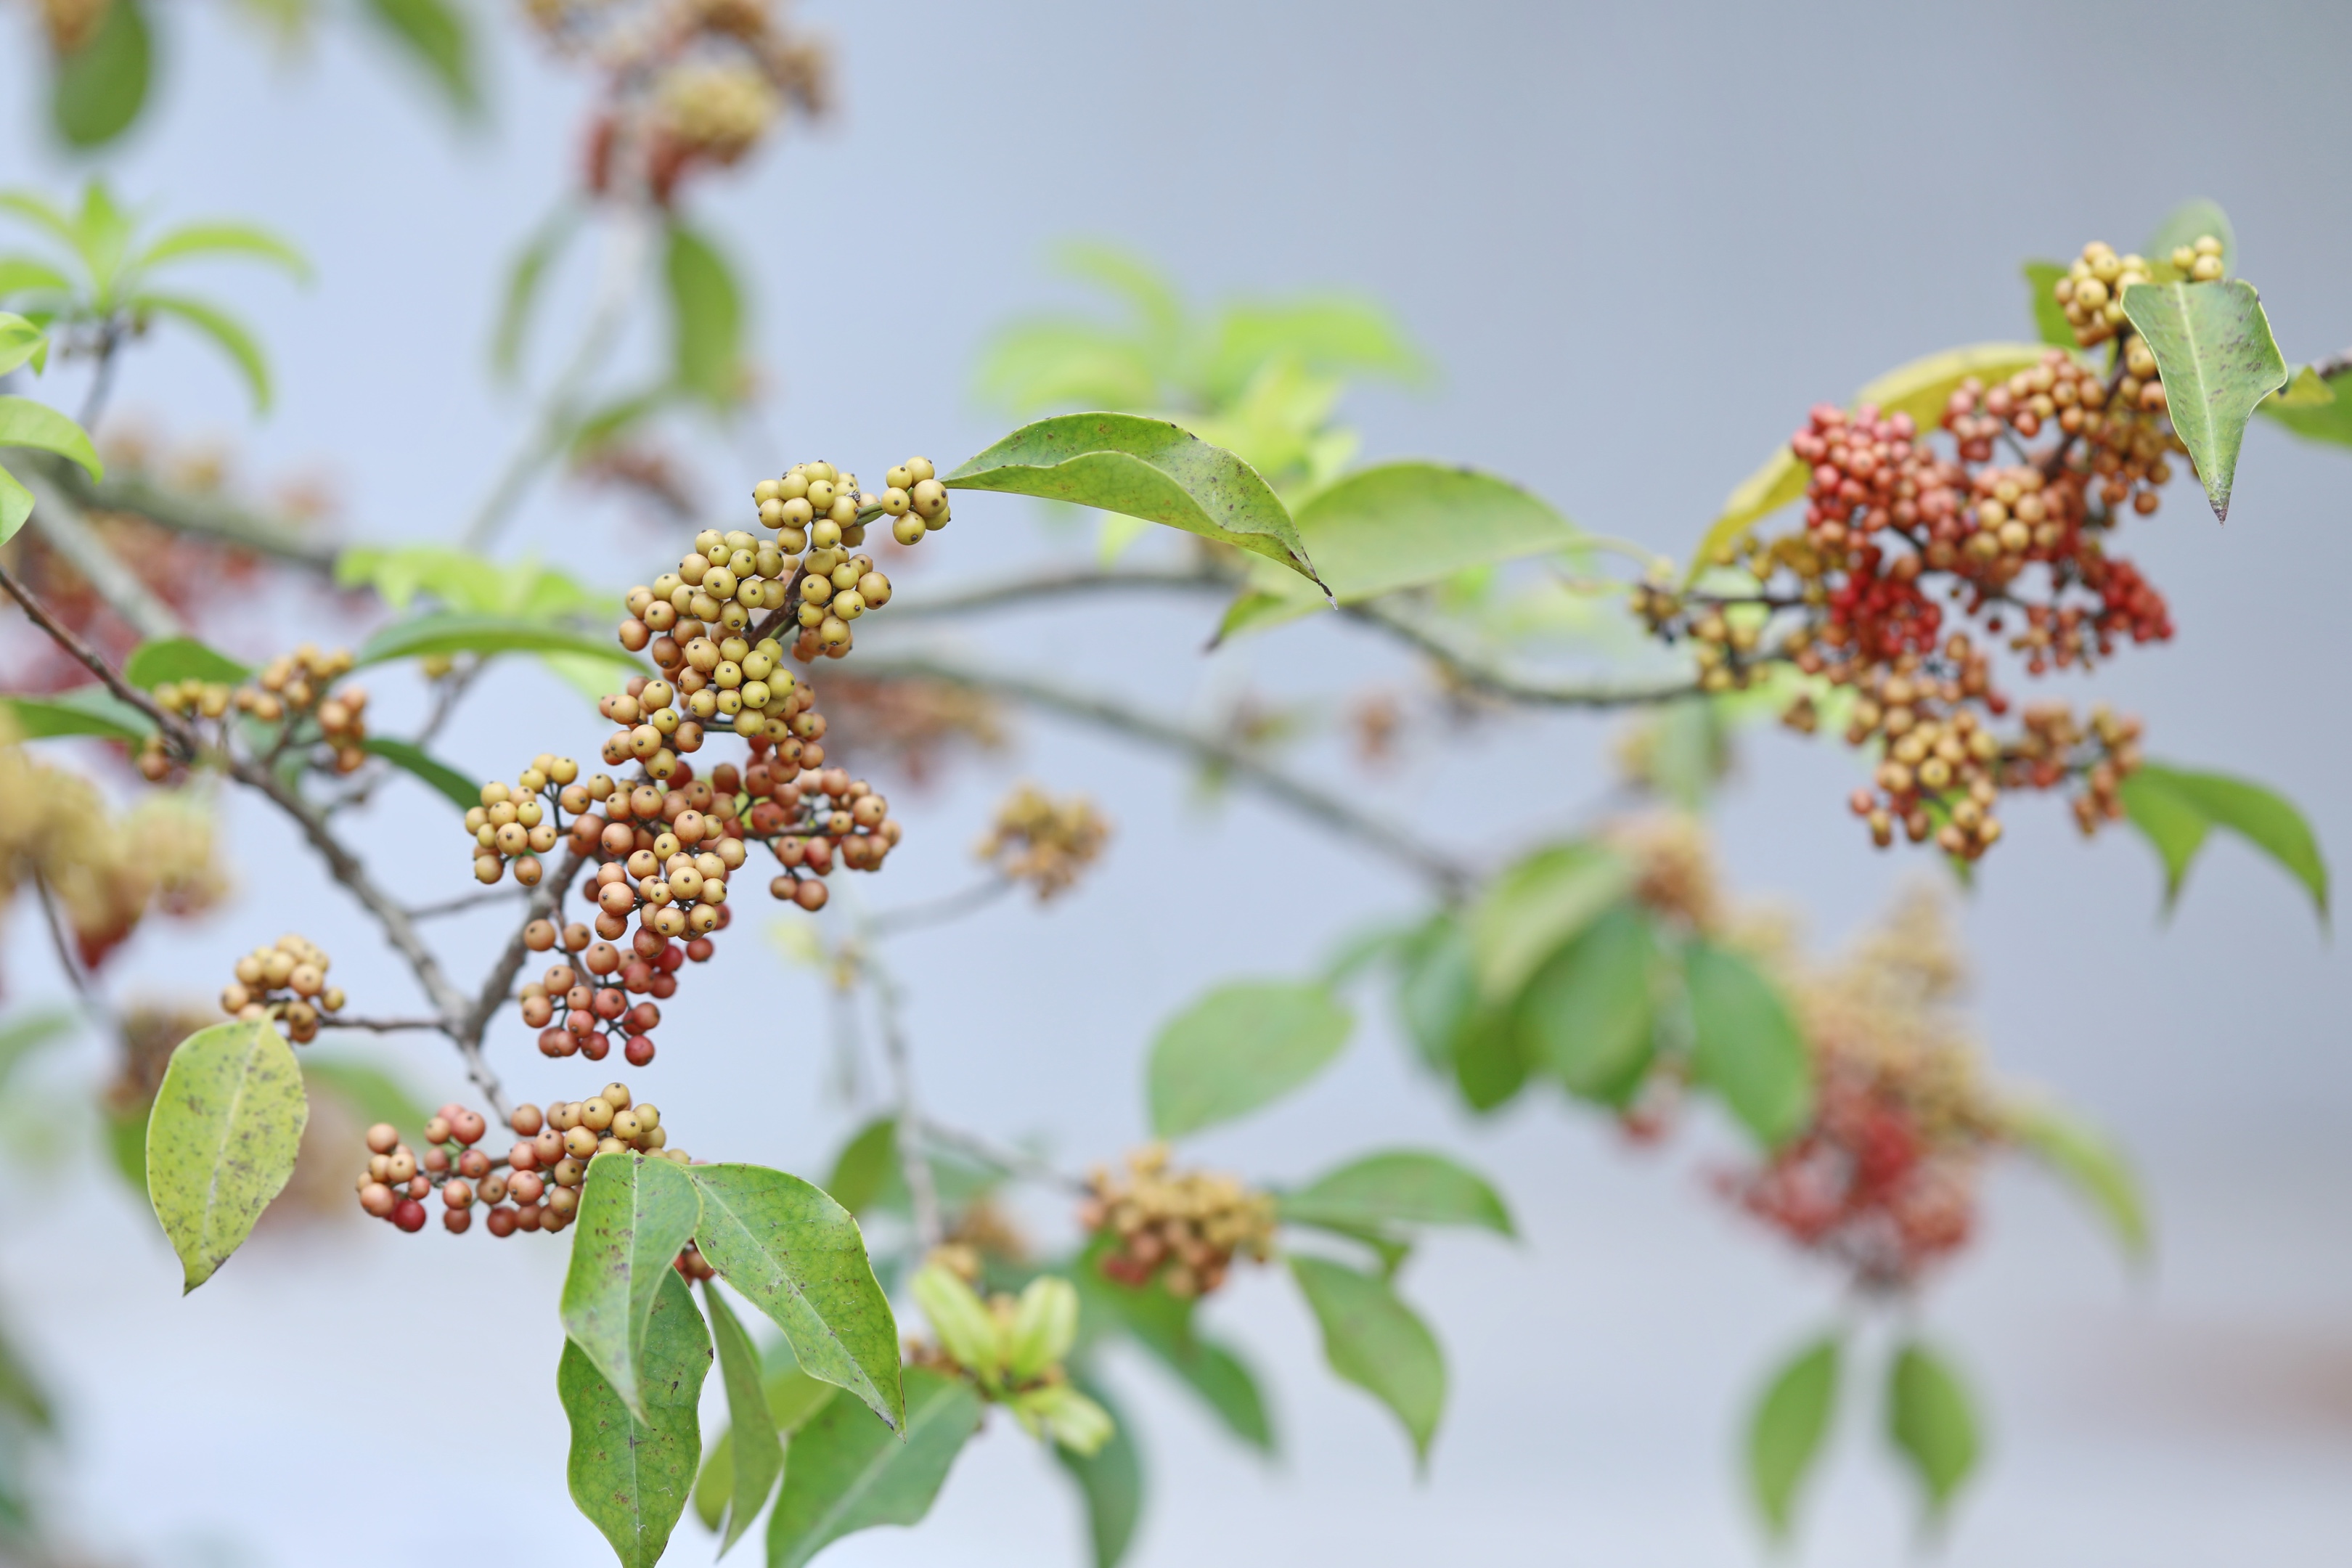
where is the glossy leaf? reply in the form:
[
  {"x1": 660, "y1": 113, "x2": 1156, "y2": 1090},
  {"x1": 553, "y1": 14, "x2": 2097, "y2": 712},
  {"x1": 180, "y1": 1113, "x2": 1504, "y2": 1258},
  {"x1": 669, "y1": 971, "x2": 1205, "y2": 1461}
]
[
  {"x1": 1513, "y1": 899, "x2": 1659, "y2": 1103},
  {"x1": 361, "y1": 0, "x2": 480, "y2": 113},
  {"x1": 766, "y1": 1366, "x2": 982, "y2": 1568},
  {"x1": 2120, "y1": 762, "x2": 2327, "y2": 922},
  {"x1": 560, "y1": 1153, "x2": 704, "y2": 1420},
  {"x1": 2144, "y1": 198, "x2": 2236, "y2": 280},
  {"x1": 355, "y1": 611, "x2": 644, "y2": 669},
  {"x1": 0, "y1": 685, "x2": 155, "y2": 741},
  {"x1": 1684, "y1": 940, "x2": 1814, "y2": 1147},
  {"x1": 144, "y1": 1018, "x2": 309, "y2": 1293},
  {"x1": 1280, "y1": 1151, "x2": 1514, "y2": 1238},
  {"x1": 134, "y1": 293, "x2": 274, "y2": 412},
  {"x1": 122, "y1": 636, "x2": 250, "y2": 690},
  {"x1": 1468, "y1": 841, "x2": 1633, "y2": 1001},
  {"x1": 1286, "y1": 461, "x2": 1579, "y2": 603},
  {"x1": 947, "y1": 413, "x2": 1320, "y2": 586},
  {"x1": 705, "y1": 1283, "x2": 784, "y2": 1556},
  {"x1": 562, "y1": 1269, "x2": 712, "y2": 1568},
  {"x1": 136, "y1": 224, "x2": 311, "y2": 282},
  {"x1": 1289, "y1": 1255, "x2": 1445, "y2": 1463},
  {"x1": 2021, "y1": 260, "x2": 2075, "y2": 349},
  {"x1": 50, "y1": 0, "x2": 152, "y2": 149},
  {"x1": 2120, "y1": 279, "x2": 2287, "y2": 520},
  {"x1": 1147, "y1": 980, "x2": 1353, "y2": 1138},
  {"x1": 685, "y1": 1163, "x2": 904, "y2": 1430},
  {"x1": 1054, "y1": 1373, "x2": 1143, "y2": 1568},
  {"x1": 494, "y1": 205, "x2": 579, "y2": 381},
  {"x1": 1747, "y1": 1334, "x2": 1840, "y2": 1539},
  {"x1": 361, "y1": 737, "x2": 478, "y2": 812},
  {"x1": 1886, "y1": 1342, "x2": 1981, "y2": 1522},
  {"x1": 0, "y1": 314, "x2": 46, "y2": 378},
  {"x1": 0, "y1": 396, "x2": 101, "y2": 478},
  {"x1": 2006, "y1": 1102, "x2": 2149, "y2": 1262},
  {"x1": 666, "y1": 222, "x2": 744, "y2": 407}
]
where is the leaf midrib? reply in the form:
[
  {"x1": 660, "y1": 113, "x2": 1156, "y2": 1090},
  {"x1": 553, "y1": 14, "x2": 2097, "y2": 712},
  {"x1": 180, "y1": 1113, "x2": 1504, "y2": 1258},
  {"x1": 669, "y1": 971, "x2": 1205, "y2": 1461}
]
[
  {"x1": 786, "y1": 1387, "x2": 965, "y2": 1568},
  {"x1": 694, "y1": 1179, "x2": 886, "y2": 1420}
]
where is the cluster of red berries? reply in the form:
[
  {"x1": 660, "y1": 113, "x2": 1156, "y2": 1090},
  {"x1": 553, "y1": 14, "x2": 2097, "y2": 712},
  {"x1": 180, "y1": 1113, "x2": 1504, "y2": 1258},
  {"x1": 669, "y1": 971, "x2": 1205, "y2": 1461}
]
[
  {"x1": 1079, "y1": 1145, "x2": 1275, "y2": 1300},
  {"x1": 354, "y1": 1085, "x2": 686, "y2": 1236},
  {"x1": 218, "y1": 933, "x2": 346, "y2": 1043}
]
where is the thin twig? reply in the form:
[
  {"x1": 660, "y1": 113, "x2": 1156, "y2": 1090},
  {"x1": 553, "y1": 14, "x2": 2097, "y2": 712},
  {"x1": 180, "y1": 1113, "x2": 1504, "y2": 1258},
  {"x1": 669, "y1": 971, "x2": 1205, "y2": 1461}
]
[
  {"x1": 407, "y1": 886, "x2": 528, "y2": 922},
  {"x1": 316, "y1": 1016, "x2": 449, "y2": 1034},
  {"x1": 456, "y1": 846, "x2": 587, "y2": 1092},
  {"x1": 867, "y1": 877, "x2": 1013, "y2": 936},
  {"x1": 30, "y1": 452, "x2": 339, "y2": 573},
  {"x1": 29, "y1": 874, "x2": 110, "y2": 1028},
  {"x1": 77, "y1": 321, "x2": 122, "y2": 432},
  {"x1": 866, "y1": 961, "x2": 944, "y2": 1252},
  {"x1": 1339, "y1": 598, "x2": 1701, "y2": 709},
  {"x1": 12, "y1": 466, "x2": 185, "y2": 642},
  {"x1": 0, "y1": 560, "x2": 196, "y2": 756}
]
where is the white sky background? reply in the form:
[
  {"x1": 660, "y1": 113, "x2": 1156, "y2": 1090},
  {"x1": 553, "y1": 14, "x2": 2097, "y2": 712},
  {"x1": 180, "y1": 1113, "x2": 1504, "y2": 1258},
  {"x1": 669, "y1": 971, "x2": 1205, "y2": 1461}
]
[{"x1": 1, "y1": 1, "x2": 2349, "y2": 1564}]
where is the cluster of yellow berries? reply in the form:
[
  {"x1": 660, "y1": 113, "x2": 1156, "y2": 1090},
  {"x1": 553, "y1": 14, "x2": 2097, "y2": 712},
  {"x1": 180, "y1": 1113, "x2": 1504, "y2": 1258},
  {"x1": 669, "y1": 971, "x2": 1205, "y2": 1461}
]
[
  {"x1": 974, "y1": 784, "x2": 1111, "y2": 900},
  {"x1": 747, "y1": 457, "x2": 942, "y2": 661},
  {"x1": 219, "y1": 934, "x2": 346, "y2": 1043},
  {"x1": 355, "y1": 1086, "x2": 686, "y2": 1236},
  {"x1": 137, "y1": 645, "x2": 369, "y2": 781},
  {"x1": 2051, "y1": 235, "x2": 2224, "y2": 348},
  {"x1": 464, "y1": 757, "x2": 579, "y2": 888},
  {"x1": 2006, "y1": 703, "x2": 2144, "y2": 837},
  {"x1": 1079, "y1": 1144, "x2": 1275, "y2": 1299}
]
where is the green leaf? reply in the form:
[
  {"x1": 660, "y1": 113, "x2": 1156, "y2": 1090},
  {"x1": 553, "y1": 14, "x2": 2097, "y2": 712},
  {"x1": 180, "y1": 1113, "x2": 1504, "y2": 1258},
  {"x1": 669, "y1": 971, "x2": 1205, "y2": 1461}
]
[
  {"x1": 1512, "y1": 899, "x2": 1659, "y2": 1103},
  {"x1": 144, "y1": 1018, "x2": 309, "y2": 1293},
  {"x1": 1886, "y1": 1342, "x2": 1982, "y2": 1523},
  {"x1": 134, "y1": 293, "x2": 275, "y2": 413},
  {"x1": 685, "y1": 1163, "x2": 905, "y2": 1431},
  {"x1": 297, "y1": 1055, "x2": 428, "y2": 1135},
  {"x1": 2120, "y1": 279, "x2": 2287, "y2": 520},
  {"x1": 0, "y1": 465, "x2": 27, "y2": 544},
  {"x1": 0, "y1": 684, "x2": 155, "y2": 742},
  {"x1": 946, "y1": 413, "x2": 1320, "y2": 587},
  {"x1": 361, "y1": 736, "x2": 478, "y2": 812},
  {"x1": 493, "y1": 205, "x2": 579, "y2": 382},
  {"x1": 0, "y1": 396, "x2": 100, "y2": 478},
  {"x1": 1054, "y1": 1373, "x2": 1143, "y2": 1568},
  {"x1": 1449, "y1": 1006, "x2": 1527, "y2": 1112},
  {"x1": 50, "y1": 0, "x2": 152, "y2": 149},
  {"x1": 1202, "y1": 298, "x2": 1426, "y2": 404},
  {"x1": 1394, "y1": 914, "x2": 1477, "y2": 1076},
  {"x1": 694, "y1": 1357, "x2": 838, "y2": 1536},
  {"x1": 705, "y1": 1282, "x2": 784, "y2": 1556},
  {"x1": 0, "y1": 1312, "x2": 54, "y2": 1434},
  {"x1": 2022, "y1": 260, "x2": 2076, "y2": 349},
  {"x1": 2271, "y1": 364, "x2": 2335, "y2": 408},
  {"x1": 0, "y1": 314, "x2": 46, "y2": 379},
  {"x1": 1692, "y1": 449, "x2": 1807, "y2": 579},
  {"x1": 1683, "y1": 940, "x2": 1814, "y2": 1147},
  {"x1": 560, "y1": 1152, "x2": 705, "y2": 1421},
  {"x1": 2005, "y1": 1101, "x2": 2150, "y2": 1263},
  {"x1": 122, "y1": 636, "x2": 250, "y2": 690},
  {"x1": 1282, "y1": 461, "x2": 1577, "y2": 604},
  {"x1": 1147, "y1": 980, "x2": 1354, "y2": 1138},
  {"x1": 1280, "y1": 1150, "x2": 1514, "y2": 1238},
  {"x1": 766, "y1": 1365, "x2": 983, "y2": 1568},
  {"x1": 2258, "y1": 366, "x2": 2352, "y2": 448},
  {"x1": 0, "y1": 262, "x2": 74, "y2": 308},
  {"x1": 2121, "y1": 762, "x2": 2327, "y2": 922},
  {"x1": 354, "y1": 611, "x2": 643, "y2": 669},
  {"x1": 1747, "y1": 1334, "x2": 1841, "y2": 1539},
  {"x1": 1467, "y1": 841, "x2": 1633, "y2": 1002},
  {"x1": 0, "y1": 1008, "x2": 78, "y2": 1092},
  {"x1": 2144, "y1": 198, "x2": 2236, "y2": 280},
  {"x1": 562, "y1": 1268, "x2": 712, "y2": 1568},
  {"x1": 1076, "y1": 1262, "x2": 1273, "y2": 1452},
  {"x1": 1288, "y1": 1255, "x2": 1445, "y2": 1463},
  {"x1": 360, "y1": 0, "x2": 481, "y2": 113},
  {"x1": 666, "y1": 222, "x2": 745, "y2": 407},
  {"x1": 822, "y1": 1116, "x2": 899, "y2": 1217},
  {"x1": 976, "y1": 322, "x2": 1163, "y2": 415},
  {"x1": 136, "y1": 224, "x2": 312, "y2": 283}
]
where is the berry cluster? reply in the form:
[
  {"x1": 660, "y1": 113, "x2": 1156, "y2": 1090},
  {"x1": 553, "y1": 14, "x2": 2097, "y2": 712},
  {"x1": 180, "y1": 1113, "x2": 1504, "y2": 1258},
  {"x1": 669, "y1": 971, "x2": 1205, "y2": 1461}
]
[
  {"x1": 517, "y1": 917, "x2": 714, "y2": 1065},
  {"x1": 748, "y1": 456, "x2": 943, "y2": 661},
  {"x1": 907, "y1": 1262, "x2": 1114, "y2": 1455},
  {"x1": 974, "y1": 784, "x2": 1111, "y2": 900},
  {"x1": 1079, "y1": 1144, "x2": 1275, "y2": 1299},
  {"x1": 138, "y1": 645, "x2": 370, "y2": 782},
  {"x1": 354, "y1": 1085, "x2": 687, "y2": 1236},
  {"x1": 218, "y1": 933, "x2": 346, "y2": 1042},
  {"x1": 465, "y1": 757, "x2": 579, "y2": 889}
]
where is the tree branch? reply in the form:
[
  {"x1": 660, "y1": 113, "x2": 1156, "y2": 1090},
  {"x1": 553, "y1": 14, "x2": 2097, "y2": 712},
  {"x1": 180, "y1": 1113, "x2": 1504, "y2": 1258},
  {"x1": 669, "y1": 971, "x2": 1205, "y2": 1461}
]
[
  {"x1": 915, "y1": 1115, "x2": 1088, "y2": 1195},
  {"x1": 29, "y1": 451, "x2": 338, "y2": 574},
  {"x1": 866, "y1": 877, "x2": 1013, "y2": 936},
  {"x1": 14, "y1": 465, "x2": 187, "y2": 642},
  {"x1": 866, "y1": 961, "x2": 944, "y2": 1252},
  {"x1": 0, "y1": 559, "x2": 196, "y2": 756},
  {"x1": 1338, "y1": 598, "x2": 1702, "y2": 709},
  {"x1": 457, "y1": 845, "x2": 587, "y2": 1072},
  {"x1": 317, "y1": 1016, "x2": 449, "y2": 1034}
]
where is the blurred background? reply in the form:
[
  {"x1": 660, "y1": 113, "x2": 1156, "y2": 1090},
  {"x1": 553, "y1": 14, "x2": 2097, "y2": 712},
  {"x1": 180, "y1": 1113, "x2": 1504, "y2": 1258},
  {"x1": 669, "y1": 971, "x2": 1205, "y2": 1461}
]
[{"x1": 1, "y1": 1, "x2": 2348, "y2": 1564}]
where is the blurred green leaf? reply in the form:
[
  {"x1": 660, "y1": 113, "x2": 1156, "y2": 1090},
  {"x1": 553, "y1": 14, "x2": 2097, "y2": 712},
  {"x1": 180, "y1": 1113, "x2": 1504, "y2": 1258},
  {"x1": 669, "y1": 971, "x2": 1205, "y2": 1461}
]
[
  {"x1": 123, "y1": 636, "x2": 249, "y2": 689},
  {"x1": 766, "y1": 1366, "x2": 981, "y2": 1568},
  {"x1": 1450, "y1": 1005, "x2": 1527, "y2": 1111},
  {"x1": 2120, "y1": 761, "x2": 2327, "y2": 923},
  {"x1": 1, "y1": 684, "x2": 155, "y2": 740},
  {"x1": 693, "y1": 1352, "x2": 836, "y2": 1536},
  {"x1": 560, "y1": 1153, "x2": 703, "y2": 1421},
  {"x1": 0, "y1": 314, "x2": 47, "y2": 377},
  {"x1": 1748, "y1": 1334, "x2": 1840, "y2": 1539},
  {"x1": 134, "y1": 293, "x2": 274, "y2": 412},
  {"x1": 2258, "y1": 366, "x2": 2352, "y2": 447},
  {"x1": 1468, "y1": 841, "x2": 1633, "y2": 1002},
  {"x1": 136, "y1": 223, "x2": 311, "y2": 282},
  {"x1": 666, "y1": 221, "x2": 744, "y2": 408},
  {"x1": 1886, "y1": 1342, "x2": 1981, "y2": 1524},
  {"x1": 493, "y1": 205, "x2": 579, "y2": 382},
  {"x1": 2006, "y1": 1101, "x2": 2149, "y2": 1262},
  {"x1": 1201, "y1": 298, "x2": 1425, "y2": 405},
  {"x1": 360, "y1": 0, "x2": 480, "y2": 115},
  {"x1": 822, "y1": 1116, "x2": 898, "y2": 1217},
  {"x1": 1147, "y1": 979, "x2": 1353, "y2": 1138},
  {"x1": 1289, "y1": 1255, "x2": 1445, "y2": 1464},
  {"x1": 979, "y1": 322, "x2": 1163, "y2": 415},
  {"x1": 298, "y1": 1054, "x2": 429, "y2": 1134},
  {"x1": 1074, "y1": 1259, "x2": 1273, "y2": 1453},
  {"x1": 2120, "y1": 279, "x2": 2286, "y2": 520},
  {"x1": 1392, "y1": 915, "x2": 1477, "y2": 1077},
  {"x1": 0, "y1": 465, "x2": 27, "y2": 544},
  {"x1": 360, "y1": 737, "x2": 476, "y2": 812},
  {"x1": 0, "y1": 396, "x2": 100, "y2": 478},
  {"x1": 2021, "y1": 260, "x2": 2075, "y2": 349},
  {"x1": 1684, "y1": 939, "x2": 1813, "y2": 1147},
  {"x1": 145, "y1": 1018, "x2": 308, "y2": 1292},
  {"x1": 561, "y1": 1269, "x2": 711, "y2": 1568},
  {"x1": 50, "y1": 0, "x2": 152, "y2": 150},
  {"x1": 1514, "y1": 900, "x2": 1658, "y2": 1103},
  {"x1": 354, "y1": 611, "x2": 642, "y2": 669},
  {"x1": 703, "y1": 1282, "x2": 782, "y2": 1556},
  {"x1": 1280, "y1": 1150, "x2": 1514, "y2": 1238},
  {"x1": 0, "y1": 1009, "x2": 77, "y2": 1092},
  {"x1": 1054, "y1": 1372, "x2": 1143, "y2": 1568},
  {"x1": 1286, "y1": 461, "x2": 1580, "y2": 603}
]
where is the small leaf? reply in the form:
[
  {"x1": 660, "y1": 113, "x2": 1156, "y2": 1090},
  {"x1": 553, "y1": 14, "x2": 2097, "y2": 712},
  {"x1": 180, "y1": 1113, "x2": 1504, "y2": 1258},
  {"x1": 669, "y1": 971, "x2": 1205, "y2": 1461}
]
[
  {"x1": 361, "y1": 737, "x2": 478, "y2": 812},
  {"x1": 136, "y1": 223, "x2": 311, "y2": 282},
  {"x1": 560, "y1": 1153, "x2": 704, "y2": 1420},
  {"x1": 1393, "y1": 914, "x2": 1477, "y2": 1076},
  {"x1": 1147, "y1": 980, "x2": 1353, "y2": 1138},
  {"x1": 134, "y1": 293, "x2": 274, "y2": 413},
  {"x1": 1203, "y1": 297, "x2": 1426, "y2": 404},
  {"x1": 1692, "y1": 449, "x2": 1807, "y2": 579},
  {"x1": 1683, "y1": 940, "x2": 1814, "y2": 1147},
  {"x1": 494, "y1": 205, "x2": 580, "y2": 381},
  {"x1": 1279, "y1": 1150, "x2": 1514, "y2": 1238},
  {"x1": 1007, "y1": 1381, "x2": 1116, "y2": 1455},
  {"x1": 1286, "y1": 461, "x2": 1579, "y2": 603},
  {"x1": 1467, "y1": 841, "x2": 1633, "y2": 1002},
  {"x1": 685, "y1": 1163, "x2": 904, "y2": 1430},
  {"x1": 50, "y1": 0, "x2": 152, "y2": 149},
  {"x1": 666, "y1": 221, "x2": 745, "y2": 407},
  {"x1": 1053, "y1": 1372, "x2": 1143, "y2": 1568},
  {"x1": 0, "y1": 684, "x2": 155, "y2": 741},
  {"x1": 2143, "y1": 198, "x2": 2236, "y2": 280},
  {"x1": 2259, "y1": 366, "x2": 2352, "y2": 449},
  {"x1": 1512, "y1": 899, "x2": 1659, "y2": 1103},
  {"x1": 0, "y1": 465, "x2": 27, "y2": 544},
  {"x1": 1450, "y1": 1006, "x2": 1527, "y2": 1113},
  {"x1": 2118, "y1": 768, "x2": 2210, "y2": 909},
  {"x1": 822, "y1": 1116, "x2": 898, "y2": 1217},
  {"x1": 360, "y1": 0, "x2": 480, "y2": 113},
  {"x1": 2120, "y1": 279, "x2": 2287, "y2": 520},
  {"x1": 354, "y1": 611, "x2": 644, "y2": 669},
  {"x1": 2121, "y1": 761, "x2": 2327, "y2": 922},
  {"x1": 2022, "y1": 260, "x2": 2076, "y2": 349},
  {"x1": 561, "y1": 1269, "x2": 712, "y2": 1568},
  {"x1": 766, "y1": 1366, "x2": 983, "y2": 1568},
  {"x1": 0, "y1": 396, "x2": 101, "y2": 478},
  {"x1": 693, "y1": 1357, "x2": 838, "y2": 1537},
  {"x1": 1288, "y1": 1255, "x2": 1445, "y2": 1463},
  {"x1": 1747, "y1": 1334, "x2": 1841, "y2": 1539},
  {"x1": 122, "y1": 636, "x2": 250, "y2": 690},
  {"x1": 0, "y1": 314, "x2": 47, "y2": 378},
  {"x1": 704, "y1": 1282, "x2": 783, "y2": 1556},
  {"x1": 2005, "y1": 1101, "x2": 2150, "y2": 1262},
  {"x1": 144, "y1": 1018, "x2": 309, "y2": 1293},
  {"x1": 2270, "y1": 364, "x2": 2335, "y2": 408},
  {"x1": 1886, "y1": 1342, "x2": 1982, "y2": 1523},
  {"x1": 947, "y1": 413, "x2": 1320, "y2": 587}
]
